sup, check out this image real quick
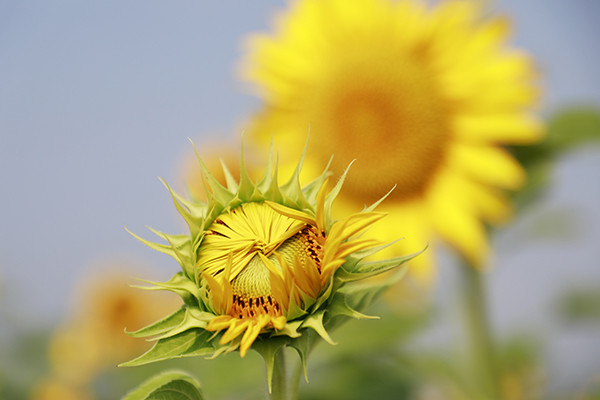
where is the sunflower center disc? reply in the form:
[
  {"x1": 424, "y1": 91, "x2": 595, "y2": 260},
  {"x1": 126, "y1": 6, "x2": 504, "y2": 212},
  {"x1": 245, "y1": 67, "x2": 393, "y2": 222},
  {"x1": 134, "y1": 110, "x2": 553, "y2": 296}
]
[{"x1": 200, "y1": 202, "x2": 325, "y2": 319}]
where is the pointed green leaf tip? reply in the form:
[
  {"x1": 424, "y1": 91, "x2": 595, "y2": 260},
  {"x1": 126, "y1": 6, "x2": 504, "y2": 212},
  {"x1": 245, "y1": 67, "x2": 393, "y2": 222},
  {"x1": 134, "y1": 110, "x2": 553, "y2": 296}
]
[
  {"x1": 123, "y1": 140, "x2": 423, "y2": 386},
  {"x1": 122, "y1": 370, "x2": 204, "y2": 400}
]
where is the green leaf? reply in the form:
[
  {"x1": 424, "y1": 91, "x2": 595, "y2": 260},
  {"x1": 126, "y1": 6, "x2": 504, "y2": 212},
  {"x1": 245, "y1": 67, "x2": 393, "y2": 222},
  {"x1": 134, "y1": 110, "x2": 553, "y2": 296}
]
[
  {"x1": 119, "y1": 329, "x2": 216, "y2": 367},
  {"x1": 511, "y1": 107, "x2": 600, "y2": 168},
  {"x1": 122, "y1": 370, "x2": 204, "y2": 400},
  {"x1": 543, "y1": 107, "x2": 600, "y2": 151}
]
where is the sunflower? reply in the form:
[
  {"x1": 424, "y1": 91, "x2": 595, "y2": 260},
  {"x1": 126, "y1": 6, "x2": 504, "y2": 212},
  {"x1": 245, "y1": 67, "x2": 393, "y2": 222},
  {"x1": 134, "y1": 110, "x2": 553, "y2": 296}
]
[
  {"x1": 30, "y1": 378, "x2": 93, "y2": 400},
  {"x1": 121, "y1": 145, "x2": 418, "y2": 383},
  {"x1": 241, "y1": 0, "x2": 543, "y2": 284},
  {"x1": 47, "y1": 266, "x2": 180, "y2": 384}
]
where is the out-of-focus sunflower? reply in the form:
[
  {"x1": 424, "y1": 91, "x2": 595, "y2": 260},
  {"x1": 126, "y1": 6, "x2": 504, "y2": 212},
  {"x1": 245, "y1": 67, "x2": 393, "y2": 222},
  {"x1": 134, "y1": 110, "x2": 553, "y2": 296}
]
[
  {"x1": 30, "y1": 378, "x2": 93, "y2": 400},
  {"x1": 241, "y1": 0, "x2": 543, "y2": 284},
  {"x1": 48, "y1": 264, "x2": 180, "y2": 385}
]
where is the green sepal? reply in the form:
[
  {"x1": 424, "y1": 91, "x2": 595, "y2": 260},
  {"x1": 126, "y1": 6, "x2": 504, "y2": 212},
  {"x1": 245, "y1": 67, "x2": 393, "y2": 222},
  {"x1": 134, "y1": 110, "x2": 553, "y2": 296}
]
[
  {"x1": 323, "y1": 161, "x2": 354, "y2": 231},
  {"x1": 256, "y1": 140, "x2": 275, "y2": 193},
  {"x1": 344, "y1": 240, "x2": 402, "y2": 268},
  {"x1": 151, "y1": 308, "x2": 213, "y2": 340},
  {"x1": 286, "y1": 288, "x2": 309, "y2": 321},
  {"x1": 220, "y1": 158, "x2": 239, "y2": 193},
  {"x1": 147, "y1": 228, "x2": 196, "y2": 280},
  {"x1": 279, "y1": 138, "x2": 311, "y2": 211},
  {"x1": 252, "y1": 336, "x2": 289, "y2": 393},
  {"x1": 302, "y1": 156, "x2": 333, "y2": 206},
  {"x1": 265, "y1": 165, "x2": 285, "y2": 204},
  {"x1": 340, "y1": 268, "x2": 407, "y2": 315},
  {"x1": 126, "y1": 229, "x2": 193, "y2": 275},
  {"x1": 287, "y1": 330, "x2": 318, "y2": 384},
  {"x1": 126, "y1": 307, "x2": 187, "y2": 338},
  {"x1": 356, "y1": 249, "x2": 424, "y2": 272},
  {"x1": 122, "y1": 370, "x2": 204, "y2": 400},
  {"x1": 301, "y1": 310, "x2": 336, "y2": 345},
  {"x1": 313, "y1": 275, "x2": 335, "y2": 311},
  {"x1": 134, "y1": 272, "x2": 202, "y2": 308},
  {"x1": 119, "y1": 329, "x2": 218, "y2": 367},
  {"x1": 362, "y1": 184, "x2": 397, "y2": 213},
  {"x1": 236, "y1": 143, "x2": 256, "y2": 202},
  {"x1": 327, "y1": 292, "x2": 379, "y2": 320},
  {"x1": 192, "y1": 142, "x2": 236, "y2": 208},
  {"x1": 345, "y1": 248, "x2": 425, "y2": 281},
  {"x1": 273, "y1": 320, "x2": 303, "y2": 339},
  {"x1": 160, "y1": 178, "x2": 204, "y2": 238}
]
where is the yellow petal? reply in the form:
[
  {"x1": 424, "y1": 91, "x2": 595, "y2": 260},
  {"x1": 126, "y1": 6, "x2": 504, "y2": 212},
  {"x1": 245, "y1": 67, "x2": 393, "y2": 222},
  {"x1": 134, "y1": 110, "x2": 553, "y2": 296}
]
[
  {"x1": 221, "y1": 319, "x2": 249, "y2": 345},
  {"x1": 207, "y1": 315, "x2": 236, "y2": 331},
  {"x1": 447, "y1": 143, "x2": 526, "y2": 190},
  {"x1": 452, "y1": 113, "x2": 544, "y2": 144},
  {"x1": 427, "y1": 171, "x2": 490, "y2": 266},
  {"x1": 356, "y1": 198, "x2": 434, "y2": 286},
  {"x1": 239, "y1": 316, "x2": 269, "y2": 357}
]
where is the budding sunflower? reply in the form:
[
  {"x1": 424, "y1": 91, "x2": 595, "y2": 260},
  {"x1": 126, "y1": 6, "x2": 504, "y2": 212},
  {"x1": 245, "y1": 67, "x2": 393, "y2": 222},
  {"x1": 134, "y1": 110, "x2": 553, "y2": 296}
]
[{"x1": 120, "y1": 143, "x2": 420, "y2": 383}]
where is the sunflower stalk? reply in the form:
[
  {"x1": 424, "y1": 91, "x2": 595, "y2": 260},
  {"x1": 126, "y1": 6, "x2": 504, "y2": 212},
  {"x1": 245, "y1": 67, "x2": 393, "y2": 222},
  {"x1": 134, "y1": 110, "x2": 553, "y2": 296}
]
[
  {"x1": 458, "y1": 262, "x2": 502, "y2": 400},
  {"x1": 289, "y1": 359, "x2": 303, "y2": 400},
  {"x1": 270, "y1": 348, "x2": 288, "y2": 400}
]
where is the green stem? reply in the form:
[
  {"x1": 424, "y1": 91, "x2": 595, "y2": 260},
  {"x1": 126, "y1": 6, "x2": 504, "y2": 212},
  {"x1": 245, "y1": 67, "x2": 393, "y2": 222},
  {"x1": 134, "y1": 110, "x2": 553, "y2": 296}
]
[
  {"x1": 270, "y1": 348, "x2": 288, "y2": 400},
  {"x1": 458, "y1": 263, "x2": 502, "y2": 400}
]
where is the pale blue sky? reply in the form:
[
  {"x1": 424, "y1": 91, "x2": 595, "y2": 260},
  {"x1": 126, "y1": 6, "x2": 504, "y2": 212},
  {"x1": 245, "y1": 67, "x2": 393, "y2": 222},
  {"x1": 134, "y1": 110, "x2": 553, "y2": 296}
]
[{"x1": 1, "y1": 0, "x2": 599, "y2": 391}]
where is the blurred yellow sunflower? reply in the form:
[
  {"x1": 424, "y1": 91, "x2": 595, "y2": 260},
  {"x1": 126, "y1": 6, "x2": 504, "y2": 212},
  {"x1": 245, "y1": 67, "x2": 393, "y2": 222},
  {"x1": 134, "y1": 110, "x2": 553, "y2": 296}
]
[
  {"x1": 30, "y1": 378, "x2": 93, "y2": 400},
  {"x1": 241, "y1": 0, "x2": 543, "y2": 284},
  {"x1": 48, "y1": 264, "x2": 180, "y2": 384}
]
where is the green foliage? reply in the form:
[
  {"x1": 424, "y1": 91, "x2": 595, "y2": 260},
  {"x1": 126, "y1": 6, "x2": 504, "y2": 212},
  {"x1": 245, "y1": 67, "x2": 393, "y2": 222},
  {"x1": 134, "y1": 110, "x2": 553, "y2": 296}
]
[
  {"x1": 122, "y1": 370, "x2": 204, "y2": 400},
  {"x1": 296, "y1": 302, "x2": 430, "y2": 400},
  {"x1": 540, "y1": 107, "x2": 600, "y2": 150},
  {"x1": 557, "y1": 285, "x2": 600, "y2": 323},
  {"x1": 0, "y1": 329, "x2": 52, "y2": 400}
]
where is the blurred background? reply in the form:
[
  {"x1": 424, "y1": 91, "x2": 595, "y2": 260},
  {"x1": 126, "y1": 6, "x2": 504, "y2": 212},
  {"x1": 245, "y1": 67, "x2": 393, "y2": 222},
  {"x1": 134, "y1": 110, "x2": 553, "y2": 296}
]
[{"x1": 1, "y1": 1, "x2": 599, "y2": 399}]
